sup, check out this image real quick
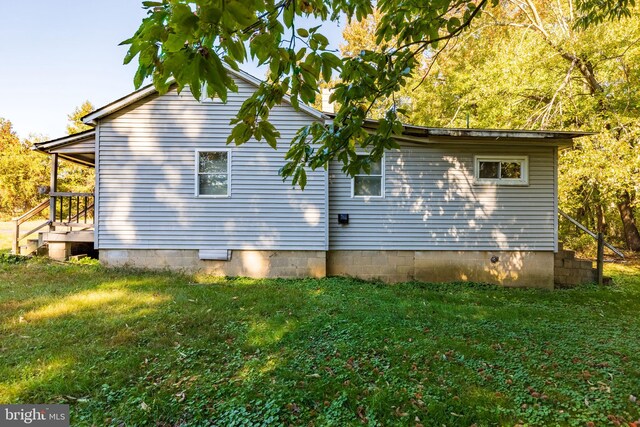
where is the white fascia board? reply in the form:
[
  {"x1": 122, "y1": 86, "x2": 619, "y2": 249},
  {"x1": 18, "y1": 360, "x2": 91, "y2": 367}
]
[{"x1": 82, "y1": 66, "x2": 328, "y2": 126}]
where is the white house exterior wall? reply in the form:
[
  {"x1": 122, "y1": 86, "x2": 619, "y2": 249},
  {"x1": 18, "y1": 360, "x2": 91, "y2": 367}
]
[
  {"x1": 329, "y1": 143, "x2": 556, "y2": 251},
  {"x1": 96, "y1": 79, "x2": 326, "y2": 252}
]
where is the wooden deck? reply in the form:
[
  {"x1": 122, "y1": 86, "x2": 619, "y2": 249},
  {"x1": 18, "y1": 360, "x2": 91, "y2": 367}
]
[
  {"x1": 12, "y1": 191, "x2": 95, "y2": 256},
  {"x1": 40, "y1": 230, "x2": 94, "y2": 243}
]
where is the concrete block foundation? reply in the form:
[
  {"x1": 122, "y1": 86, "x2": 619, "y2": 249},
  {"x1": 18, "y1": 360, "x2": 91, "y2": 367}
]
[
  {"x1": 553, "y1": 248, "x2": 596, "y2": 286},
  {"x1": 99, "y1": 249, "x2": 554, "y2": 288},
  {"x1": 327, "y1": 250, "x2": 555, "y2": 288},
  {"x1": 48, "y1": 241, "x2": 96, "y2": 261},
  {"x1": 326, "y1": 250, "x2": 416, "y2": 283},
  {"x1": 48, "y1": 242, "x2": 72, "y2": 261},
  {"x1": 100, "y1": 249, "x2": 326, "y2": 279}
]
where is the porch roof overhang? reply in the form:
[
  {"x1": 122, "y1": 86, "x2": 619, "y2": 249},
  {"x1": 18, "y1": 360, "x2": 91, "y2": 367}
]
[{"x1": 32, "y1": 129, "x2": 95, "y2": 167}]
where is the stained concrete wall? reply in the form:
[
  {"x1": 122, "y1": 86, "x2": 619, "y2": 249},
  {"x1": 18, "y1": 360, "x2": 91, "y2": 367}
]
[
  {"x1": 100, "y1": 249, "x2": 553, "y2": 288},
  {"x1": 326, "y1": 250, "x2": 415, "y2": 283},
  {"x1": 100, "y1": 249, "x2": 326, "y2": 278},
  {"x1": 327, "y1": 250, "x2": 554, "y2": 288},
  {"x1": 414, "y1": 251, "x2": 554, "y2": 288}
]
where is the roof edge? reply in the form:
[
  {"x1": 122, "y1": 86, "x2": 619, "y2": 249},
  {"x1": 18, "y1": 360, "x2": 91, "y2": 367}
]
[
  {"x1": 82, "y1": 66, "x2": 327, "y2": 125},
  {"x1": 33, "y1": 129, "x2": 96, "y2": 152},
  {"x1": 353, "y1": 118, "x2": 594, "y2": 141},
  {"x1": 82, "y1": 85, "x2": 158, "y2": 125}
]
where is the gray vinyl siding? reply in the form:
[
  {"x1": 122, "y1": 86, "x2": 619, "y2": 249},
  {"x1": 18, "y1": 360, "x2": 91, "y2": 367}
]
[
  {"x1": 96, "y1": 79, "x2": 325, "y2": 250},
  {"x1": 329, "y1": 143, "x2": 556, "y2": 250}
]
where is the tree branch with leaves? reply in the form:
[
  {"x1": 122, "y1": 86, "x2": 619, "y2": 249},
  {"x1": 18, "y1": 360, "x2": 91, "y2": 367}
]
[{"x1": 123, "y1": 0, "x2": 634, "y2": 188}]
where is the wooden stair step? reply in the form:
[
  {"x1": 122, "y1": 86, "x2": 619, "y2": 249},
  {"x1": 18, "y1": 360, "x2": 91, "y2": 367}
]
[{"x1": 41, "y1": 230, "x2": 94, "y2": 243}]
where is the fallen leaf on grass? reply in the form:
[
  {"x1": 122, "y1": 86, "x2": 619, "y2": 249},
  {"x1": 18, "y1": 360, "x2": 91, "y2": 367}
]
[
  {"x1": 286, "y1": 403, "x2": 300, "y2": 415},
  {"x1": 356, "y1": 405, "x2": 368, "y2": 423}
]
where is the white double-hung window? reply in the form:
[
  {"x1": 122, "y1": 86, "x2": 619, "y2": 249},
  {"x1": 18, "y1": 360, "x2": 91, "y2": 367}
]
[
  {"x1": 474, "y1": 155, "x2": 528, "y2": 185},
  {"x1": 352, "y1": 154, "x2": 384, "y2": 197},
  {"x1": 196, "y1": 150, "x2": 230, "y2": 196}
]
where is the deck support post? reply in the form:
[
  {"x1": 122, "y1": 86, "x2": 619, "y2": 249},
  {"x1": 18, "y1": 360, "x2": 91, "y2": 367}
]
[
  {"x1": 12, "y1": 219, "x2": 19, "y2": 255},
  {"x1": 596, "y1": 232, "x2": 604, "y2": 285},
  {"x1": 50, "y1": 153, "x2": 58, "y2": 225}
]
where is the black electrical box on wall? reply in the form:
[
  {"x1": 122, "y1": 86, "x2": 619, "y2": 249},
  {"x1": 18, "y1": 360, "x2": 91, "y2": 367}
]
[{"x1": 338, "y1": 214, "x2": 349, "y2": 224}]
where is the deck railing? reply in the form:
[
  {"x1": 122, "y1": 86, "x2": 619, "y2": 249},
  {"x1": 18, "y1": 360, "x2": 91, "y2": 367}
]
[
  {"x1": 12, "y1": 199, "x2": 51, "y2": 255},
  {"x1": 558, "y1": 209, "x2": 624, "y2": 258},
  {"x1": 50, "y1": 192, "x2": 94, "y2": 227},
  {"x1": 12, "y1": 192, "x2": 94, "y2": 255},
  {"x1": 558, "y1": 209, "x2": 624, "y2": 285}
]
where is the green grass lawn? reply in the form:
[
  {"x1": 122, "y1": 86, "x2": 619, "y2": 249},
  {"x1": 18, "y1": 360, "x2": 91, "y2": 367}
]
[
  {"x1": 1, "y1": 260, "x2": 639, "y2": 426},
  {"x1": 0, "y1": 221, "x2": 17, "y2": 253},
  {"x1": 0, "y1": 220, "x2": 47, "y2": 254}
]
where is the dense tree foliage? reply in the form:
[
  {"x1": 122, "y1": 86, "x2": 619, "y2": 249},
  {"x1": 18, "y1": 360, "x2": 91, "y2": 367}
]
[
  {"x1": 125, "y1": 0, "x2": 634, "y2": 187},
  {"x1": 0, "y1": 102, "x2": 97, "y2": 220},
  {"x1": 0, "y1": 120, "x2": 49, "y2": 219},
  {"x1": 341, "y1": 1, "x2": 640, "y2": 250},
  {"x1": 66, "y1": 100, "x2": 95, "y2": 135}
]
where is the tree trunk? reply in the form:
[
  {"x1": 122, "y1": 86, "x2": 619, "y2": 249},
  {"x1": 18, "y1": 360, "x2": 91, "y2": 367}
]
[{"x1": 617, "y1": 191, "x2": 640, "y2": 251}]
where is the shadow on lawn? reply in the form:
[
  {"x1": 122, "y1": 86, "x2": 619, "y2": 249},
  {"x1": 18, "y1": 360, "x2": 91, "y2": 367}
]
[
  {"x1": 1, "y1": 267, "x2": 316, "y2": 401},
  {"x1": 1, "y1": 263, "x2": 639, "y2": 425},
  {"x1": 0, "y1": 273, "x2": 172, "y2": 400}
]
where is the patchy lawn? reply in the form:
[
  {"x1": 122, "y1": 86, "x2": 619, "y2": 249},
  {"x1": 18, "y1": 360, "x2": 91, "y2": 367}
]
[
  {"x1": 0, "y1": 220, "x2": 46, "y2": 254},
  {"x1": 0, "y1": 221, "x2": 17, "y2": 253},
  {"x1": 0, "y1": 260, "x2": 639, "y2": 426}
]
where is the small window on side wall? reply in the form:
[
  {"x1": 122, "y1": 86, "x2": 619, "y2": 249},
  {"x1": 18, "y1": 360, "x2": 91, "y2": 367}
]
[
  {"x1": 352, "y1": 154, "x2": 384, "y2": 197},
  {"x1": 197, "y1": 151, "x2": 230, "y2": 196},
  {"x1": 474, "y1": 155, "x2": 528, "y2": 185}
]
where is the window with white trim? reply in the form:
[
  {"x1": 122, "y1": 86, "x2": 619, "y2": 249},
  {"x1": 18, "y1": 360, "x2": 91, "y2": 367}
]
[
  {"x1": 197, "y1": 151, "x2": 230, "y2": 196},
  {"x1": 474, "y1": 155, "x2": 528, "y2": 185},
  {"x1": 352, "y1": 154, "x2": 384, "y2": 197}
]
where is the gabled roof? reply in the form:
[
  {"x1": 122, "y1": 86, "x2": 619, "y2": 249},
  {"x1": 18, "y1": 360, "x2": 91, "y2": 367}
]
[
  {"x1": 82, "y1": 67, "x2": 327, "y2": 125},
  {"x1": 33, "y1": 65, "x2": 593, "y2": 163}
]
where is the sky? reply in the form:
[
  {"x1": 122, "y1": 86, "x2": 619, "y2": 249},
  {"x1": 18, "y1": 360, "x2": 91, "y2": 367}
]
[{"x1": 0, "y1": 1, "x2": 345, "y2": 140}]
